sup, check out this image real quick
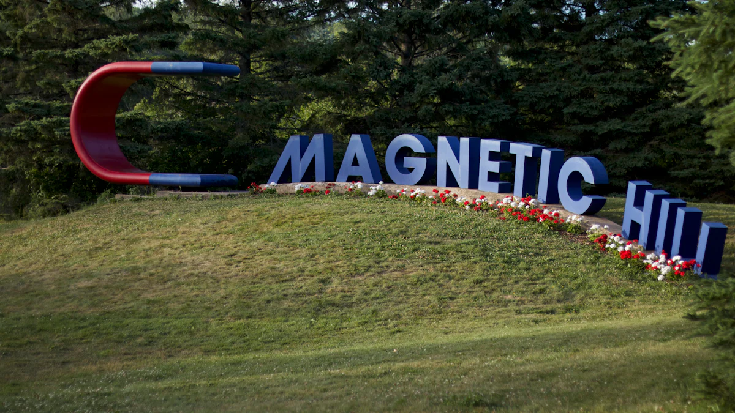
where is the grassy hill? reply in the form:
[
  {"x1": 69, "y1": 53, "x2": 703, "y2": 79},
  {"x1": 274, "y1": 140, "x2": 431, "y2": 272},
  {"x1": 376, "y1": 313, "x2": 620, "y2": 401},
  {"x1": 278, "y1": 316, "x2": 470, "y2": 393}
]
[{"x1": 0, "y1": 194, "x2": 732, "y2": 412}]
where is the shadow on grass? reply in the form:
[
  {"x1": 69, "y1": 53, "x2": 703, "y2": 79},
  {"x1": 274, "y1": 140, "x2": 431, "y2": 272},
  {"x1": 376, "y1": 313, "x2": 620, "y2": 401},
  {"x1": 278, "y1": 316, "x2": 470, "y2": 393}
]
[{"x1": 1, "y1": 317, "x2": 712, "y2": 412}]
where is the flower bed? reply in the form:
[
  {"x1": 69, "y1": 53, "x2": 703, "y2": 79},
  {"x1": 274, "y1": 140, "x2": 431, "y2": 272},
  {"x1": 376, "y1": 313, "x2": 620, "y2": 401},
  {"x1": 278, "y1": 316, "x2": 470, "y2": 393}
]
[
  {"x1": 587, "y1": 226, "x2": 701, "y2": 281},
  {"x1": 253, "y1": 181, "x2": 701, "y2": 282}
]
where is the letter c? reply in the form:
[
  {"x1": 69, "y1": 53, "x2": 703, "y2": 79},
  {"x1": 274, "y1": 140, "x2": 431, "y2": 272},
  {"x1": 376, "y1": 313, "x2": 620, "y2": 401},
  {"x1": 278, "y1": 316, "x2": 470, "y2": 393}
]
[{"x1": 557, "y1": 157, "x2": 608, "y2": 215}]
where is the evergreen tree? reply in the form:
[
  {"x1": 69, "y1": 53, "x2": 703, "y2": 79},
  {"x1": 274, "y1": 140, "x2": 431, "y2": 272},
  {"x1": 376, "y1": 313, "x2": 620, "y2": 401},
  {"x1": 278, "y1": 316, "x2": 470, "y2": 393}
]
[
  {"x1": 651, "y1": 0, "x2": 735, "y2": 165},
  {"x1": 502, "y1": 0, "x2": 734, "y2": 200},
  {"x1": 0, "y1": 0, "x2": 184, "y2": 217},
  {"x1": 129, "y1": 0, "x2": 335, "y2": 185},
  {"x1": 304, "y1": 0, "x2": 516, "y2": 154}
]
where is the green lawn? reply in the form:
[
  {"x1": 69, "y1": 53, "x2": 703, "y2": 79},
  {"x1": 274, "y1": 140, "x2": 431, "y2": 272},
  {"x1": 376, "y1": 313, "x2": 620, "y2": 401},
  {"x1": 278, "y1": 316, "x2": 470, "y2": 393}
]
[{"x1": 0, "y1": 195, "x2": 732, "y2": 412}]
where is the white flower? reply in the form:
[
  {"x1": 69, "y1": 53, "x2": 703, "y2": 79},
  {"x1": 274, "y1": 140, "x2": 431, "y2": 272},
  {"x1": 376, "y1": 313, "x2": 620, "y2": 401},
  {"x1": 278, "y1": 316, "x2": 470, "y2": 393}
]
[
  {"x1": 659, "y1": 254, "x2": 667, "y2": 262},
  {"x1": 356, "y1": 182, "x2": 363, "y2": 189},
  {"x1": 617, "y1": 246, "x2": 625, "y2": 252},
  {"x1": 270, "y1": 182, "x2": 276, "y2": 186},
  {"x1": 657, "y1": 275, "x2": 665, "y2": 281},
  {"x1": 510, "y1": 202, "x2": 518, "y2": 208},
  {"x1": 591, "y1": 224, "x2": 600, "y2": 230},
  {"x1": 378, "y1": 181, "x2": 384, "y2": 185},
  {"x1": 672, "y1": 255, "x2": 682, "y2": 262},
  {"x1": 661, "y1": 266, "x2": 672, "y2": 275},
  {"x1": 604, "y1": 225, "x2": 609, "y2": 229}
]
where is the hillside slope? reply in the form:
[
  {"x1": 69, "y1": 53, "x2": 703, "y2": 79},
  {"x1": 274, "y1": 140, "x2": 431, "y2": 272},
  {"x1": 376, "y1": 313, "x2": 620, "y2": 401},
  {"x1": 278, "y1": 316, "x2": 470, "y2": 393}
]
[{"x1": 0, "y1": 195, "x2": 730, "y2": 411}]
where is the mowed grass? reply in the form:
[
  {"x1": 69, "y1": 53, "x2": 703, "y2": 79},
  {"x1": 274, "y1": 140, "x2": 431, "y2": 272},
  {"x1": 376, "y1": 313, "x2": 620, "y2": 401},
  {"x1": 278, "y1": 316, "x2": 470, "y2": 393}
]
[{"x1": 0, "y1": 195, "x2": 732, "y2": 412}]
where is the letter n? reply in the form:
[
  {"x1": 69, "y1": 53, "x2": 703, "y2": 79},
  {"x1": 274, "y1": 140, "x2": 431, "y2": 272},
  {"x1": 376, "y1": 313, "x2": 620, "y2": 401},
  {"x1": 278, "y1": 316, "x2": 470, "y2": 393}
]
[{"x1": 437, "y1": 136, "x2": 480, "y2": 189}]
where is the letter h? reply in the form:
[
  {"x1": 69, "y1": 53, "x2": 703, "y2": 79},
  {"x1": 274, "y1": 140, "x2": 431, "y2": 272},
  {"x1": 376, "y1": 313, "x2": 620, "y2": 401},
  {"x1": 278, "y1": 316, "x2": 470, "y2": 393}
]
[{"x1": 621, "y1": 181, "x2": 668, "y2": 250}]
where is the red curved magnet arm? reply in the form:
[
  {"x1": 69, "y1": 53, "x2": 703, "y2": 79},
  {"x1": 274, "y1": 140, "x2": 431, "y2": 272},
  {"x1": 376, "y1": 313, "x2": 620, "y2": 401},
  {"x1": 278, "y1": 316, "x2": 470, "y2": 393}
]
[{"x1": 69, "y1": 61, "x2": 240, "y2": 187}]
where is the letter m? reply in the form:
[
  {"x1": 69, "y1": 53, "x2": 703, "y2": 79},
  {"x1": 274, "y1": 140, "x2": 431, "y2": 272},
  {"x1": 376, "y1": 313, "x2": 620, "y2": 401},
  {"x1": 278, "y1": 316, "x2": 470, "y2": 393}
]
[{"x1": 268, "y1": 134, "x2": 334, "y2": 184}]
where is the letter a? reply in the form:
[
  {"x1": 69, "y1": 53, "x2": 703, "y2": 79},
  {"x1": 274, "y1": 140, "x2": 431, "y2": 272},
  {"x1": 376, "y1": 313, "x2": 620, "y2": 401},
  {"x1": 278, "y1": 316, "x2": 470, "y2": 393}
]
[{"x1": 336, "y1": 134, "x2": 382, "y2": 183}]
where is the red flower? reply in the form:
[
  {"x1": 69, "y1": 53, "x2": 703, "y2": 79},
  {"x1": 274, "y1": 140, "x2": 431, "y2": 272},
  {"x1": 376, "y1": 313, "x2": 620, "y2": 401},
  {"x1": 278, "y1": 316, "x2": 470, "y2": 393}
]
[
  {"x1": 433, "y1": 189, "x2": 439, "y2": 193},
  {"x1": 325, "y1": 190, "x2": 330, "y2": 195},
  {"x1": 498, "y1": 216, "x2": 506, "y2": 220}
]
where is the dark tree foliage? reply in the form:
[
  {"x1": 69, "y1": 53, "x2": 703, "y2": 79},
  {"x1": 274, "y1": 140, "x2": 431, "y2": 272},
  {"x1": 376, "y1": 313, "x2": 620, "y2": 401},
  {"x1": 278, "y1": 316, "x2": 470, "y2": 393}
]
[
  {"x1": 300, "y1": 0, "x2": 516, "y2": 157},
  {"x1": 651, "y1": 0, "x2": 735, "y2": 165},
  {"x1": 0, "y1": 0, "x2": 184, "y2": 217},
  {"x1": 1, "y1": 0, "x2": 732, "y2": 216},
  {"x1": 502, "y1": 0, "x2": 734, "y2": 200},
  {"x1": 120, "y1": 0, "x2": 337, "y2": 186}
]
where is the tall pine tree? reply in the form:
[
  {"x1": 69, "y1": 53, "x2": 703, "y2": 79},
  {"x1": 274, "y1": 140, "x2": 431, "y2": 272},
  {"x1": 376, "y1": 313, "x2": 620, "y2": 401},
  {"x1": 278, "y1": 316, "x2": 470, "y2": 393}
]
[
  {"x1": 502, "y1": 0, "x2": 733, "y2": 200},
  {"x1": 651, "y1": 0, "x2": 735, "y2": 165},
  {"x1": 301, "y1": 0, "x2": 516, "y2": 155},
  {"x1": 126, "y1": 0, "x2": 335, "y2": 185},
  {"x1": 0, "y1": 0, "x2": 184, "y2": 217}
]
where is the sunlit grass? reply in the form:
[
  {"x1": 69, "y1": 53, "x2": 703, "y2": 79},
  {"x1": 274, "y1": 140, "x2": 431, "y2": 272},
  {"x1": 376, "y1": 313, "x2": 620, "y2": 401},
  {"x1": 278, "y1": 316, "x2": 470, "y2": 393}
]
[{"x1": 0, "y1": 194, "x2": 732, "y2": 412}]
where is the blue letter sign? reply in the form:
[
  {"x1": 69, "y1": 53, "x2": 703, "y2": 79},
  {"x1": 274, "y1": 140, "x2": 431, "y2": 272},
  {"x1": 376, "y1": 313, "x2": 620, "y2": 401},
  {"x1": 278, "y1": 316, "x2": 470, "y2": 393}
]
[
  {"x1": 477, "y1": 139, "x2": 512, "y2": 193},
  {"x1": 268, "y1": 134, "x2": 728, "y2": 276},
  {"x1": 557, "y1": 157, "x2": 608, "y2": 215},
  {"x1": 336, "y1": 134, "x2": 383, "y2": 184},
  {"x1": 385, "y1": 134, "x2": 436, "y2": 185}
]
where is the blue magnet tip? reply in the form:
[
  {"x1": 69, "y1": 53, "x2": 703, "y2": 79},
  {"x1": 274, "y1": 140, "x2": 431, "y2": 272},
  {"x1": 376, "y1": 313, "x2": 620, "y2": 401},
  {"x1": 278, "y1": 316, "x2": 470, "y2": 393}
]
[
  {"x1": 149, "y1": 173, "x2": 239, "y2": 187},
  {"x1": 150, "y1": 62, "x2": 240, "y2": 77}
]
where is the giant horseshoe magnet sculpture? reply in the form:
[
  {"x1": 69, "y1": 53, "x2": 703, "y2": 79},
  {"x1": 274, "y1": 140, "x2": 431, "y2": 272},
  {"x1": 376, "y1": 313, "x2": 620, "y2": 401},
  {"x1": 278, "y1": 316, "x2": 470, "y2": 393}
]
[{"x1": 70, "y1": 61, "x2": 240, "y2": 187}]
